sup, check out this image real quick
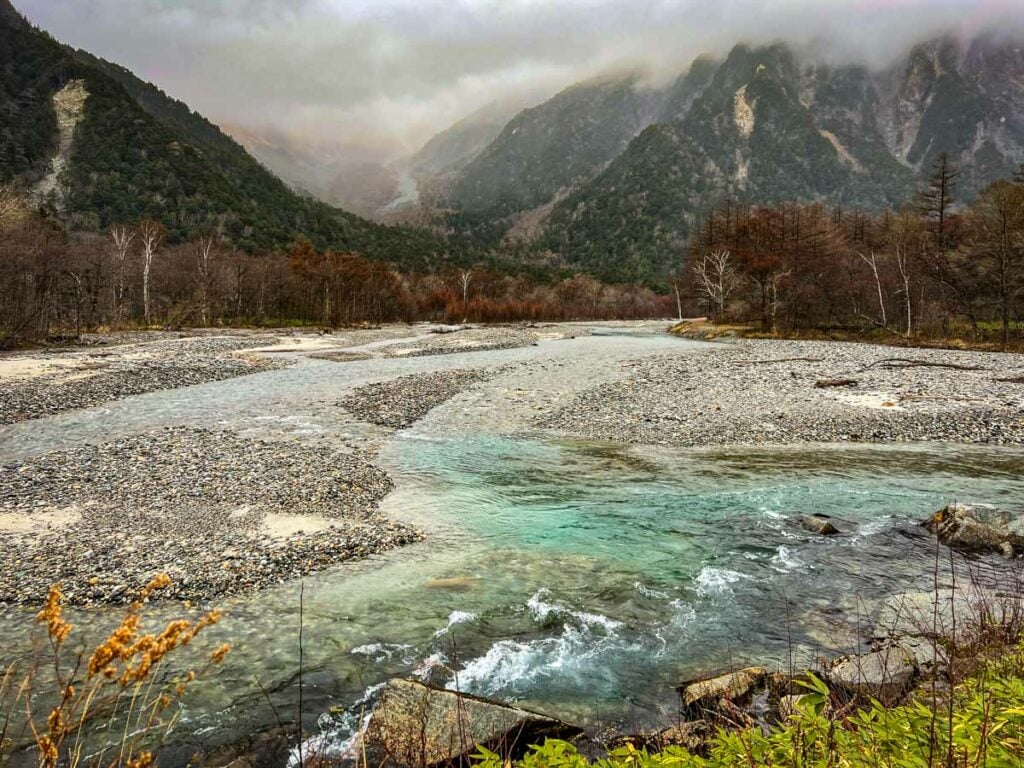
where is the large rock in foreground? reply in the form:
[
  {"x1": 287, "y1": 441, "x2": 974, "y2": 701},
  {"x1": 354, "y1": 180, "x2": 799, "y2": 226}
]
[
  {"x1": 677, "y1": 666, "x2": 769, "y2": 716},
  {"x1": 923, "y1": 503, "x2": 1024, "y2": 557},
  {"x1": 799, "y1": 515, "x2": 840, "y2": 536},
  {"x1": 364, "y1": 679, "x2": 581, "y2": 766},
  {"x1": 828, "y1": 645, "x2": 918, "y2": 706}
]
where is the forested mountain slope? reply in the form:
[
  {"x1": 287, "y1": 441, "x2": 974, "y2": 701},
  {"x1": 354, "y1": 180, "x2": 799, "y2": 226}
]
[
  {"x1": 0, "y1": 0, "x2": 461, "y2": 270},
  {"x1": 530, "y1": 37, "x2": 1024, "y2": 282}
]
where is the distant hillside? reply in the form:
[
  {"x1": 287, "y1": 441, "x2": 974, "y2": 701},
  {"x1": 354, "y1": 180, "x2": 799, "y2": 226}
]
[
  {"x1": 223, "y1": 125, "x2": 402, "y2": 220},
  {"x1": 0, "y1": 0, "x2": 462, "y2": 270}
]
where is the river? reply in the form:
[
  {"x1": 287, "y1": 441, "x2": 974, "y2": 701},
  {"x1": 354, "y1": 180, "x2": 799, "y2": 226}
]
[{"x1": 2, "y1": 329, "x2": 1022, "y2": 765}]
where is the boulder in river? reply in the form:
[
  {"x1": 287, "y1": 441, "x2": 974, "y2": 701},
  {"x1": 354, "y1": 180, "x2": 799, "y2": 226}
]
[
  {"x1": 799, "y1": 515, "x2": 840, "y2": 536},
  {"x1": 677, "y1": 666, "x2": 769, "y2": 716},
  {"x1": 922, "y1": 503, "x2": 1024, "y2": 557},
  {"x1": 827, "y1": 644, "x2": 918, "y2": 706},
  {"x1": 364, "y1": 679, "x2": 581, "y2": 766}
]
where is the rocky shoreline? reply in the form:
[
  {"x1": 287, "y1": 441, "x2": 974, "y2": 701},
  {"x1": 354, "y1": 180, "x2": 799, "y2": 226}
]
[
  {"x1": 299, "y1": 577, "x2": 1022, "y2": 768},
  {"x1": 0, "y1": 335, "x2": 285, "y2": 424},
  {"x1": 539, "y1": 339, "x2": 1024, "y2": 446},
  {"x1": 0, "y1": 427, "x2": 420, "y2": 605}
]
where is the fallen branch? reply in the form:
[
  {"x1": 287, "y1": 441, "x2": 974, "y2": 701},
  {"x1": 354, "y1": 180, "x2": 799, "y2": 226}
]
[
  {"x1": 861, "y1": 358, "x2": 985, "y2": 372},
  {"x1": 739, "y1": 357, "x2": 823, "y2": 365},
  {"x1": 995, "y1": 376, "x2": 1024, "y2": 384},
  {"x1": 899, "y1": 394, "x2": 984, "y2": 403},
  {"x1": 815, "y1": 378, "x2": 859, "y2": 388}
]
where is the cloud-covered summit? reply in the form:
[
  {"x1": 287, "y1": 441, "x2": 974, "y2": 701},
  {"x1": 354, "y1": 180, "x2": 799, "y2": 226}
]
[{"x1": 17, "y1": 0, "x2": 1023, "y2": 159}]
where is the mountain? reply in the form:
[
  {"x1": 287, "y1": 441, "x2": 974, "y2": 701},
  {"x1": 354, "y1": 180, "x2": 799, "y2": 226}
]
[
  {"x1": 528, "y1": 36, "x2": 1024, "y2": 283},
  {"x1": 223, "y1": 126, "x2": 402, "y2": 220},
  {"x1": 0, "y1": 0, "x2": 460, "y2": 270},
  {"x1": 408, "y1": 99, "x2": 525, "y2": 181},
  {"x1": 447, "y1": 73, "x2": 663, "y2": 223}
]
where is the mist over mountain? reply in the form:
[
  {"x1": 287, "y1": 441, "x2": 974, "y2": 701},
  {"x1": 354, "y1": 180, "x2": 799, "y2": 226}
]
[
  {"x1": 4, "y1": 0, "x2": 1024, "y2": 289},
  {"x1": 0, "y1": 0, "x2": 463, "y2": 269},
  {"x1": 419, "y1": 31, "x2": 1024, "y2": 282}
]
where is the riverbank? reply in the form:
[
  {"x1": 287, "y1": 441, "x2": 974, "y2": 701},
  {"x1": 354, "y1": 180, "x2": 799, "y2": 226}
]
[
  {"x1": 0, "y1": 334, "x2": 286, "y2": 424},
  {"x1": 539, "y1": 338, "x2": 1024, "y2": 446},
  {"x1": 0, "y1": 427, "x2": 419, "y2": 605}
]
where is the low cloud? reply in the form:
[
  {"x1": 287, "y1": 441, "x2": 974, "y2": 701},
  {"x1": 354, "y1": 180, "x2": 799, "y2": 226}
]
[{"x1": 16, "y1": 0, "x2": 1023, "y2": 158}]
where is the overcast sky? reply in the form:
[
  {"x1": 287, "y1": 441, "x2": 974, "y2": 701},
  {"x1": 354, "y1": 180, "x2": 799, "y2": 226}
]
[{"x1": 16, "y1": 0, "x2": 1024, "y2": 159}]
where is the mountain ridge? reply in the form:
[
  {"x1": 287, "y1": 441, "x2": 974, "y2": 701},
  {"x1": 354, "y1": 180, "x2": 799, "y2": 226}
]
[{"x1": 422, "y1": 32, "x2": 1024, "y2": 282}]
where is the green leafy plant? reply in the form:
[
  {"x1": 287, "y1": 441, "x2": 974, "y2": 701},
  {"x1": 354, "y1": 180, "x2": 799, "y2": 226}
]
[{"x1": 473, "y1": 649, "x2": 1024, "y2": 768}]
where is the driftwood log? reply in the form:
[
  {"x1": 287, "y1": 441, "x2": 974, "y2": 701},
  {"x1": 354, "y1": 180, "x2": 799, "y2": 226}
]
[
  {"x1": 815, "y1": 378, "x2": 859, "y2": 388},
  {"x1": 861, "y1": 358, "x2": 984, "y2": 372},
  {"x1": 740, "y1": 357, "x2": 823, "y2": 365}
]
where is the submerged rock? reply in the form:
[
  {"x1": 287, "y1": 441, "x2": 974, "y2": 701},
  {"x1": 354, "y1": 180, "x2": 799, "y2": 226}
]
[
  {"x1": 364, "y1": 679, "x2": 581, "y2": 767},
  {"x1": 828, "y1": 644, "x2": 918, "y2": 706},
  {"x1": 922, "y1": 502, "x2": 1024, "y2": 557},
  {"x1": 874, "y1": 588, "x2": 1022, "y2": 653},
  {"x1": 799, "y1": 515, "x2": 840, "y2": 536},
  {"x1": 678, "y1": 666, "x2": 769, "y2": 715}
]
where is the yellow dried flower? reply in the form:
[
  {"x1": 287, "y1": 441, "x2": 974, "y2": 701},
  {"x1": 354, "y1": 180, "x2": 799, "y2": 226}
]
[
  {"x1": 141, "y1": 573, "x2": 172, "y2": 597},
  {"x1": 210, "y1": 643, "x2": 231, "y2": 663},
  {"x1": 36, "y1": 584, "x2": 73, "y2": 644},
  {"x1": 35, "y1": 734, "x2": 58, "y2": 767}
]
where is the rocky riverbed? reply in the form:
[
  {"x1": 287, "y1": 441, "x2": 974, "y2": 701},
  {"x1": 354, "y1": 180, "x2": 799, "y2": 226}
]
[
  {"x1": 340, "y1": 368, "x2": 495, "y2": 429},
  {"x1": 540, "y1": 339, "x2": 1024, "y2": 446},
  {"x1": 0, "y1": 335, "x2": 285, "y2": 424},
  {"x1": 0, "y1": 427, "x2": 420, "y2": 605},
  {"x1": 375, "y1": 326, "x2": 540, "y2": 358}
]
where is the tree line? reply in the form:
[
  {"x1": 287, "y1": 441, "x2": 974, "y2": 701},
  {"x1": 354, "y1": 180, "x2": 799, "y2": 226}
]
[
  {"x1": 684, "y1": 154, "x2": 1024, "y2": 349},
  {"x1": 5, "y1": 152, "x2": 1023, "y2": 349},
  {"x1": 0, "y1": 186, "x2": 673, "y2": 347}
]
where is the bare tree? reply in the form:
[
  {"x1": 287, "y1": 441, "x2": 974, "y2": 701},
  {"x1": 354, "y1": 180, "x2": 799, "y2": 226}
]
[
  {"x1": 857, "y1": 250, "x2": 888, "y2": 330},
  {"x1": 0, "y1": 185, "x2": 29, "y2": 230},
  {"x1": 459, "y1": 270, "x2": 472, "y2": 307},
  {"x1": 109, "y1": 225, "x2": 135, "y2": 322},
  {"x1": 138, "y1": 219, "x2": 164, "y2": 325},
  {"x1": 895, "y1": 245, "x2": 913, "y2": 338},
  {"x1": 693, "y1": 249, "x2": 736, "y2": 320},
  {"x1": 968, "y1": 181, "x2": 1024, "y2": 349},
  {"x1": 193, "y1": 234, "x2": 217, "y2": 325}
]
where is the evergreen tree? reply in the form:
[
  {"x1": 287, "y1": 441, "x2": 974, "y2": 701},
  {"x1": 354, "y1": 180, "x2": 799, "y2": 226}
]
[{"x1": 917, "y1": 151, "x2": 960, "y2": 250}]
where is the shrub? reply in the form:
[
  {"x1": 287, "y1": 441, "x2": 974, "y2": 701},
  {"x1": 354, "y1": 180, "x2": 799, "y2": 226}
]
[
  {"x1": 0, "y1": 576, "x2": 228, "y2": 767},
  {"x1": 474, "y1": 651, "x2": 1024, "y2": 768}
]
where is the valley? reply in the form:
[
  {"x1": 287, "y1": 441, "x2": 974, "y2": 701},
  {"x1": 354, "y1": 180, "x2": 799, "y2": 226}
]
[{"x1": 3, "y1": 0, "x2": 1024, "y2": 766}]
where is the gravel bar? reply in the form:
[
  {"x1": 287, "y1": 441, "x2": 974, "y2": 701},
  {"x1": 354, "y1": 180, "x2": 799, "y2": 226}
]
[
  {"x1": 0, "y1": 427, "x2": 421, "y2": 605},
  {"x1": 340, "y1": 369, "x2": 494, "y2": 428},
  {"x1": 539, "y1": 339, "x2": 1024, "y2": 446},
  {"x1": 0, "y1": 336, "x2": 285, "y2": 424},
  {"x1": 377, "y1": 327, "x2": 539, "y2": 358}
]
